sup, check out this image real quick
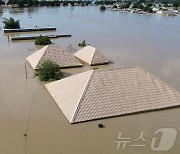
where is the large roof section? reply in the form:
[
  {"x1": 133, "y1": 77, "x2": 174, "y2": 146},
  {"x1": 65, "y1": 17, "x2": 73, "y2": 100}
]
[
  {"x1": 26, "y1": 44, "x2": 83, "y2": 69},
  {"x1": 74, "y1": 46, "x2": 109, "y2": 66},
  {"x1": 46, "y1": 67, "x2": 180, "y2": 123}
]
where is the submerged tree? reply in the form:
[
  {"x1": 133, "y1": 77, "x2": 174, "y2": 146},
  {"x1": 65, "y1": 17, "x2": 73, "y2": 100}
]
[
  {"x1": 3, "y1": 17, "x2": 20, "y2": 29},
  {"x1": 35, "y1": 35, "x2": 52, "y2": 45},
  {"x1": 78, "y1": 40, "x2": 89, "y2": 47},
  {"x1": 100, "y1": 5, "x2": 106, "y2": 11},
  {"x1": 35, "y1": 60, "x2": 63, "y2": 82}
]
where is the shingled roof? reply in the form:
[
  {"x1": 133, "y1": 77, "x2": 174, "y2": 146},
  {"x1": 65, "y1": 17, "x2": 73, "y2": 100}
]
[
  {"x1": 26, "y1": 44, "x2": 83, "y2": 69},
  {"x1": 46, "y1": 67, "x2": 180, "y2": 124},
  {"x1": 74, "y1": 46, "x2": 109, "y2": 66}
]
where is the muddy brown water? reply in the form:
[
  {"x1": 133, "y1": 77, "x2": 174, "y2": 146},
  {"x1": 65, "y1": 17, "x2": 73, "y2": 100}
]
[{"x1": 0, "y1": 6, "x2": 180, "y2": 154}]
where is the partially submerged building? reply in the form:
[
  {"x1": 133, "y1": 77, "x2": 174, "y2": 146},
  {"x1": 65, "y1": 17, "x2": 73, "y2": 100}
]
[
  {"x1": 74, "y1": 46, "x2": 109, "y2": 66},
  {"x1": 26, "y1": 44, "x2": 83, "y2": 69},
  {"x1": 46, "y1": 67, "x2": 180, "y2": 124}
]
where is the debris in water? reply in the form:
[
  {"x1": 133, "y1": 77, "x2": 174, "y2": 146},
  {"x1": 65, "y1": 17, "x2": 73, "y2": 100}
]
[{"x1": 98, "y1": 124, "x2": 105, "y2": 128}]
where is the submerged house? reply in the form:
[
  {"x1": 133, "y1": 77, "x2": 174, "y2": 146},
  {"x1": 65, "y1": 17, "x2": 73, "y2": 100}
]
[
  {"x1": 26, "y1": 44, "x2": 83, "y2": 69},
  {"x1": 46, "y1": 67, "x2": 180, "y2": 124},
  {"x1": 74, "y1": 46, "x2": 109, "y2": 66}
]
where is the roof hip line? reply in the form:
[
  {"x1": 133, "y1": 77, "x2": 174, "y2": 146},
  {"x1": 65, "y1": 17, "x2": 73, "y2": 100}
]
[
  {"x1": 72, "y1": 70, "x2": 95, "y2": 123},
  {"x1": 36, "y1": 45, "x2": 48, "y2": 67},
  {"x1": 89, "y1": 48, "x2": 96, "y2": 64}
]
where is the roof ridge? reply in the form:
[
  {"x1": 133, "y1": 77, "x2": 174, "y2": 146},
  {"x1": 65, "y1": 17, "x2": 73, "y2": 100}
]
[
  {"x1": 36, "y1": 45, "x2": 48, "y2": 67},
  {"x1": 72, "y1": 70, "x2": 94, "y2": 123},
  {"x1": 89, "y1": 47, "x2": 96, "y2": 65},
  {"x1": 91, "y1": 66, "x2": 139, "y2": 72}
]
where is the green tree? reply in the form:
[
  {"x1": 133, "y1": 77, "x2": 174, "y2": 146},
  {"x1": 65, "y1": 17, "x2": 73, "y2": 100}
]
[
  {"x1": 144, "y1": 6, "x2": 153, "y2": 13},
  {"x1": 172, "y1": 1, "x2": 179, "y2": 8},
  {"x1": 17, "y1": 0, "x2": 25, "y2": 7},
  {"x1": 120, "y1": 2, "x2": 131, "y2": 9},
  {"x1": 132, "y1": 2, "x2": 144, "y2": 10},
  {"x1": 27, "y1": 0, "x2": 33, "y2": 6},
  {"x1": 3, "y1": 17, "x2": 20, "y2": 29},
  {"x1": 139, "y1": 0, "x2": 145, "y2": 3},
  {"x1": 0, "y1": 0, "x2": 5, "y2": 5},
  {"x1": 113, "y1": 5, "x2": 117, "y2": 9},
  {"x1": 100, "y1": 5, "x2": 106, "y2": 11},
  {"x1": 35, "y1": 60, "x2": 63, "y2": 82},
  {"x1": 35, "y1": 36, "x2": 52, "y2": 45}
]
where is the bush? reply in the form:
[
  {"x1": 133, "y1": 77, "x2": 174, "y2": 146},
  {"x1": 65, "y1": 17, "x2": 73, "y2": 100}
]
[
  {"x1": 3, "y1": 17, "x2": 20, "y2": 29},
  {"x1": 100, "y1": 5, "x2": 106, "y2": 11},
  {"x1": 35, "y1": 36, "x2": 52, "y2": 45},
  {"x1": 93, "y1": 67, "x2": 98, "y2": 70},
  {"x1": 35, "y1": 60, "x2": 63, "y2": 82},
  {"x1": 78, "y1": 40, "x2": 88, "y2": 47}
]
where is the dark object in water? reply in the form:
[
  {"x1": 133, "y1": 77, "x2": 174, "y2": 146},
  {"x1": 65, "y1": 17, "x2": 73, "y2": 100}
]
[
  {"x1": 9, "y1": 34, "x2": 71, "y2": 41},
  {"x1": 3, "y1": 27, "x2": 56, "y2": 33},
  {"x1": 98, "y1": 124, "x2": 105, "y2": 128},
  {"x1": 24, "y1": 134, "x2": 27, "y2": 137}
]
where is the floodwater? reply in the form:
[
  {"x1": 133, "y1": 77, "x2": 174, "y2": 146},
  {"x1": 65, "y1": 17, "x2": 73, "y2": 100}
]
[{"x1": 0, "y1": 6, "x2": 180, "y2": 154}]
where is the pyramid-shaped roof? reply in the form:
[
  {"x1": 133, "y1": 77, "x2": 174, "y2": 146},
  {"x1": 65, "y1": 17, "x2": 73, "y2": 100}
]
[
  {"x1": 46, "y1": 67, "x2": 180, "y2": 124},
  {"x1": 74, "y1": 46, "x2": 109, "y2": 66},
  {"x1": 26, "y1": 44, "x2": 83, "y2": 69}
]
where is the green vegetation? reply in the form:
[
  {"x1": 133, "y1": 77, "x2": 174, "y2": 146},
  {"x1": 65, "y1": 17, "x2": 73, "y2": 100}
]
[
  {"x1": 132, "y1": 2, "x2": 144, "y2": 10},
  {"x1": 35, "y1": 36, "x2": 52, "y2": 45},
  {"x1": 6, "y1": 0, "x2": 180, "y2": 9},
  {"x1": 70, "y1": 2, "x2": 74, "y2": 6},
  {"x1": 144, "y1": 6, "x2": 153, "y2": 12},
  {"x1": 93, "y1": 67, "x2": 99, "y2": 70},
  {"x1": 5, "y1": 0, "x2": 180, "y2": 12},
  {"x1": 100, "y1": 5, "x2": 106, "y2": 11},
  {"x1": 78, "y1": 40, "x2": 89, "y2": 47},
  {"x1": 8, "y1": 0, "x2": 38, "y2": 7},
  {"x1": 113, "y1": 5, "x2": 117, "y2": 9},
  {"x1": 0, "y1": 0, "x2": 5, "y2": 5},
  {"x1": 120, "y1": 2, "x2": 131, "y2": 9},
  {"x1": 35, "y1": 60, "x2": 63, "y2": 82},
  {"x1": 7, "y1": 0, "x2": 91, "y2": 7},
  {"x1": 95, "y1": 1, "x2": 114, "y2": 5},
  {"x1": 3, "y1": 17, "x2": 20, "y2": 29},
  {"x1": 172, "y1": 1, "x2": 180, "y2": 8}
]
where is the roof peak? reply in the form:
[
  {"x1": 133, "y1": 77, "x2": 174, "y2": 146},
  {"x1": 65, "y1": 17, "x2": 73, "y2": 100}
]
[{"x1": 74, "y1": 46, "x2": 109, "y2": 66}]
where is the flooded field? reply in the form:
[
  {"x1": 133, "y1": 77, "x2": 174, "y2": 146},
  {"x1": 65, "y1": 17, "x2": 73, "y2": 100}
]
[{"x1": 0, "y1": 6, "x2": 180, "y2": 154}]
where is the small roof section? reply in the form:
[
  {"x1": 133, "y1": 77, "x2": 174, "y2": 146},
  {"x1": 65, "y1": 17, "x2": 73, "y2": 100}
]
[
  {"x1": 46, "y1": 67, "x2": 180, "y2": 124},
  {"x1": 26, "y1": 44, "x2": 83, "y2": 69},
  {"x1": 74, "y1": 46, "x2": 109, "y2": 66}
]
